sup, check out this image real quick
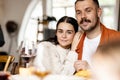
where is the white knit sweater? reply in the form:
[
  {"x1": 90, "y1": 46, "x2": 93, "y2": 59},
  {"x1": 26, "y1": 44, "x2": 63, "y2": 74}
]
[{"x1": 33, "y1": 41, "x2": 78, "y2": 75}]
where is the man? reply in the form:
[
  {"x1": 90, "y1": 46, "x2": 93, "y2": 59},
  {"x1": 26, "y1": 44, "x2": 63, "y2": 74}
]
[{"x1": 72, "y1": 0, "x2": 120, "y2": 72}]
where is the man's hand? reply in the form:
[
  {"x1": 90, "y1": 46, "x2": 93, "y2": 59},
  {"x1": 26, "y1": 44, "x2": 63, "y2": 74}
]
[{"x1": 74, "y1": 60, "x2": 89, "y2": 72}]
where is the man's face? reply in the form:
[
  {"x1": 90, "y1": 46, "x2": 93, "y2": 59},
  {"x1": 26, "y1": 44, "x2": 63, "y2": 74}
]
[{"x1": 75, "y1": 0, "x2": 101, "y2": 32}]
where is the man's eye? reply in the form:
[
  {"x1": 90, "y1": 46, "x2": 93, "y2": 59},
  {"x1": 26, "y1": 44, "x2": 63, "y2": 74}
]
[
  {"x1": 86, "y1": 8, "x2": 92, "y2": 13},
  {"x1": 76, "y1": 11, "x2": 81, "y2": 15},
  {"x1": 87, "y1": 9, "x2": 91, "y2": 12}
]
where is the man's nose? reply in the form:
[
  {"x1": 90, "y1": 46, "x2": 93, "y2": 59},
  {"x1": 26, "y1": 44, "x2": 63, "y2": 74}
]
[{"x1": 81, "y1": 12, "x2": 86, "y2": 18}]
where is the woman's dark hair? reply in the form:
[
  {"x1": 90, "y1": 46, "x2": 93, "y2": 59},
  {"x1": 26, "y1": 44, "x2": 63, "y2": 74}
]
[
  {"x1": 47, "y1": 16, "x2": 78, "y2": 45},
  {"x1": 56, "y1": 16, "x2": 78, "y2": 33},
  {"x1": 75, "y1": 0, "x2": 100, "y2": 8}
]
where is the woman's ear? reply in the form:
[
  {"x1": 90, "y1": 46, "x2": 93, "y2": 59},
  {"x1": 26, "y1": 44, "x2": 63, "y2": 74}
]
[
  {"x1": 55, "y1": 32, "x2": 57, "y2": 36},
  {"x1": 55, "y1": 30, "x2": 57, "y2": 36}
]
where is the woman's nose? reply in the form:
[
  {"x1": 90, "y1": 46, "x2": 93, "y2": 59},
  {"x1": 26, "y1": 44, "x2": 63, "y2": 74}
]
[{"x1": 62, "y1": 33, "x2": 67, "y2": 38}]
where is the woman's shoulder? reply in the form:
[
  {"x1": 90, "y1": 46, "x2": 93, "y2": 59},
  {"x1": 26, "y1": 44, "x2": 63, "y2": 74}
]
[{"x1": 37, "y1": 41, "x2": 56, "y2": 48}]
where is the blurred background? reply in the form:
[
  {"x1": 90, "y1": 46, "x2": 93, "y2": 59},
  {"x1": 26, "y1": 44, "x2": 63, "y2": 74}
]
[{"x1": 0, "y1": 0, "x2": 119, "y2": 62}]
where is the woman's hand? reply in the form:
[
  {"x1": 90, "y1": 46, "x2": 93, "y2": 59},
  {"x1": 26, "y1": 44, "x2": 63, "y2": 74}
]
[{"x1": 71, "y1": 31, "x2": 82, "y2": 51}]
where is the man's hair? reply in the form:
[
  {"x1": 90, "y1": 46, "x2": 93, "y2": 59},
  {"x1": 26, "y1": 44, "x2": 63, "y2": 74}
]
[{"x1": 75, "y1": 0, "x2": 100, "y2": 8}]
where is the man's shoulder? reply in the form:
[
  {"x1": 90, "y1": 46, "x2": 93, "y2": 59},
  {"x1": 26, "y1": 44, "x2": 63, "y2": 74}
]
[
  {"x1": 101, "y1": 23, "x2": 120, "y2": 34},
  {"x1": 104, "y1": 27, "x2": 120, "y2": 40},
  {"x1": 106, "y1": 27, "x2": 120, "y2": 34}
]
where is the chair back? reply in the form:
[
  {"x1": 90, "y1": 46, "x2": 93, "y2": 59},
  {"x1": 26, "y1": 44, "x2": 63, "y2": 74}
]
[{"x1": 0, "y1": 55, "x2": 15, "y2": 71}]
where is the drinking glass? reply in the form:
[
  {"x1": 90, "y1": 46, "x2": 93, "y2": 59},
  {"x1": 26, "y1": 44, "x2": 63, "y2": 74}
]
[
  {"x1": 19, "y1": 40, "x2": 37, "y2": 68},
  {"x1": 0, "y1": 71, "x2": 10, "y2": 80}
]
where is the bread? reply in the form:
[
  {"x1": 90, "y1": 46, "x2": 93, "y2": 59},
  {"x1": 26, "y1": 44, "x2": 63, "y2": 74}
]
[{"x1": 75, "y1": 70, "x2": 91, "y2": 78}]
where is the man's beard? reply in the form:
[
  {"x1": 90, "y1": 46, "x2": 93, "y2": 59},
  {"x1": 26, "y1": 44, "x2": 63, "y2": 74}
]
[{"x1": 79, "y1": 17, "x2": 99, "y2": 32}]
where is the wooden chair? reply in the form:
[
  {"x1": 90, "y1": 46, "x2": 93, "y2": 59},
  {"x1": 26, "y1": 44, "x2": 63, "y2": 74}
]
[{"x1": 0, "y1": 55, "x2": 15, "y2": 71}]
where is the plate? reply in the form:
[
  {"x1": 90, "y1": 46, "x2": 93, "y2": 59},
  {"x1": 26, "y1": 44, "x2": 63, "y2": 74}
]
[{"x1": 10, "y1": 74, "x2": 85, "y2": 80}]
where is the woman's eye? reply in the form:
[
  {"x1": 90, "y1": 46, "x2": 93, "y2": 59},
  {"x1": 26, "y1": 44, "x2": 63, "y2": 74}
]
[
  {"x1": 67, "y1": 31, "x2": 73, "y2": 34},
  {"x1": 57, "y1": 30, "x2": 63, "y2": 33}
]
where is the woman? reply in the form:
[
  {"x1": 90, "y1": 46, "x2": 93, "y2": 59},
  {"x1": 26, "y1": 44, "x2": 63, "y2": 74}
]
[{"x1": 33, "y1": 16, "x2": 78, "y2": 75}]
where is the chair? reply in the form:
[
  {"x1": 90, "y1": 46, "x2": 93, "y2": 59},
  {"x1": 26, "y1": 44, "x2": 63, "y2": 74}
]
[{"x1": 0, "y1": 55, "x2": 15, "y2": 71}]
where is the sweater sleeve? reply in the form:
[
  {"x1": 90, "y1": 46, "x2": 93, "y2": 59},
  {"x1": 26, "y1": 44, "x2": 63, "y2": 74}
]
[
  {"x1": 54, "y1": 51, "x2": 78, "y2": 75},
  {"x1": 33, "y1": 42, "x2": 54, "y2": 72}
]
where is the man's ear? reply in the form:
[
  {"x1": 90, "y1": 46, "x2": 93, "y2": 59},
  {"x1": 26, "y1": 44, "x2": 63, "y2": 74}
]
[{"x1": 97, "y1": 8, "x2": 102, "y2": 17}]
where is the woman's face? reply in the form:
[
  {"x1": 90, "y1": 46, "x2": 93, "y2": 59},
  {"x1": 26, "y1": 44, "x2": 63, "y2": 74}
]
[{"x1": 56, "y1": 22, "x2": 76, "y2": 49}]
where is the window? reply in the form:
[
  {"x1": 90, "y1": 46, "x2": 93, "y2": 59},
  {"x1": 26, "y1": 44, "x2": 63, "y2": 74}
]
[
  {"x1": 99, "y1": 0, "x2": 117, "y2": 30},
  {"x1": 18, "y1": 0, "x2": 43, "y2": 46},
  {"x1": 52, "y1": 0, "x2": 75, "y2": 20},
  {"x1": 52, "y1": 0, "x2": 118, "y2": 30}
]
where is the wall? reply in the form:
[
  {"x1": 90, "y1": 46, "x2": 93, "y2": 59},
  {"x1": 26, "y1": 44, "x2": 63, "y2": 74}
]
[
  {"x1": 0, "y1": 0, "x2": 31, "y2": 61},
  {"x1": 118, "y1": 0, "x2": 120, "y2": 31},
  {"x1": 0, "y1": 0, "x2": 4, "y2": 24}
]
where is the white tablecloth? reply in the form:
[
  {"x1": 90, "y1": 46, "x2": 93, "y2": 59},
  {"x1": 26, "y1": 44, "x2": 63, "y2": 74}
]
[{"x1": 10, "y1": 74, "x2": 84, "y2": 80}]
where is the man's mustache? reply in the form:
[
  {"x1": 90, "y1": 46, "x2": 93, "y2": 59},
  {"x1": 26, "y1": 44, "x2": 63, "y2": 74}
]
[{"x1": 80, "y1": 18, "x2": 91, "y2": 24}]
